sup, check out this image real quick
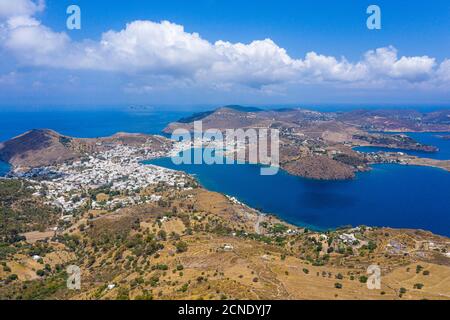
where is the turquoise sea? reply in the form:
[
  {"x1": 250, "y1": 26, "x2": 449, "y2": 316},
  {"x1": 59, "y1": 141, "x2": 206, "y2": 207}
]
[{"x1": 1, "y1": 108, "x2": 449, "y2": 236}]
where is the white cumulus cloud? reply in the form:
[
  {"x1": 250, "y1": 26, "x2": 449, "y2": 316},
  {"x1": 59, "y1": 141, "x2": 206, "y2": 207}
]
[
  {"x1": 0, "y1": 0, "x2": 44, "y2": 19},
  {"x1": 364, "y1": 47, "x2": 436, "y2": 82},
  {"x1": 0, "y1": 0, "x2": 449, "y2": 92}
]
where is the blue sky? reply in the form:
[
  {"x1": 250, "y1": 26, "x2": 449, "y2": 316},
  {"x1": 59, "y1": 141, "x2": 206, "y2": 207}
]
[
  {"x1": 42, "y1": 0, "x2": 450, "y2": 60},
  {"x1": 0, "y1": 0, "x2": 449, "y2": 107}
]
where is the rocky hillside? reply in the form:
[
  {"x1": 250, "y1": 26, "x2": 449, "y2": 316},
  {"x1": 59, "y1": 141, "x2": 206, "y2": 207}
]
[
  {"x1": 163, "y1": 106, "x2": 333, "y2": 133},
  {"x1": 0, "y1": 182, "x2": 449, "y2": 300},
  {"x1": 0, "y1": 179, "x2": 60, "y2": 244},
  {"x1": 0, "y1": 130, "x2": 80, "y2": 170},
  {"x1": 164, "y1": 107, "x2": 450, "y2": 134}
]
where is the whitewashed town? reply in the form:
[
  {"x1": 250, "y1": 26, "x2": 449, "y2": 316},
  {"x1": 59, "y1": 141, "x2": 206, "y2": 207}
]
[{"x1": 12, "y1": 144, "x2": 193, "y2": 214}]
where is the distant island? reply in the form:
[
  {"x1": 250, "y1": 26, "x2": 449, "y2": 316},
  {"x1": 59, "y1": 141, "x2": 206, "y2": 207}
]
[{"x1": 438, "y1": 134, "x2": 450, "y2": 140}]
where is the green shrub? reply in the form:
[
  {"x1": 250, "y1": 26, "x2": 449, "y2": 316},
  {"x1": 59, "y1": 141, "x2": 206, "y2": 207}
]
[
  {"x1": 359, "y1": 275, "x2": 368, "y2": 283},
  {"x1": 7, "y1": 274, "x2": 18, "y2": 282},
  {"x1": 36, "y1": 269, "x2": 45, "y2": 277},
  {"x1": 175, "y1": 241, "x2": 188, "y2": 253},
  {"x1": 414, "y1": 283, "x2": 424, "y2": 290}
]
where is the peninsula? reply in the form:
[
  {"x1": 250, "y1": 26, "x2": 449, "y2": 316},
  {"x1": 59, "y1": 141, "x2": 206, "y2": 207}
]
[{"x1": 164, "y1": 106, "x2": 450, "y2": 180}]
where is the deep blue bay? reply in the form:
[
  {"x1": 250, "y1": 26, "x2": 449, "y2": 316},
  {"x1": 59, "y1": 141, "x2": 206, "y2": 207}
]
[
  {"x1": 1, "y1": 108, "x2": 450, "y2": 236},
  {"x1": 147, "y1": 154, "x2": 450, "y2": 237}
]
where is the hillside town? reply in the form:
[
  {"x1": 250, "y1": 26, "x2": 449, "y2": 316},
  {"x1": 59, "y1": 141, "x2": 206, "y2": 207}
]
[{"x1": 11, "y1": 144, "x2": 191, "y2": 213}]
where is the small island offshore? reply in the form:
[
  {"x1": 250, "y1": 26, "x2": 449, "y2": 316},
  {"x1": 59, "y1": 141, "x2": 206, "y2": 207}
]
[{"x1": 0, "y1": 107, "x2": 449, "y2": 300}]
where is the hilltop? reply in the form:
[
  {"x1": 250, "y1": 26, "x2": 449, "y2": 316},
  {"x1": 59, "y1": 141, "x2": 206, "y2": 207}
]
[
  {"x1": 165, "y1": 107, "x2": 450, "y2": 133},
  {"x1": 0, "y1": 129, "x2": 79, "y2": 170},
  {"x1": 176, "y1": 105, "x2": 263, "y2": 124}
]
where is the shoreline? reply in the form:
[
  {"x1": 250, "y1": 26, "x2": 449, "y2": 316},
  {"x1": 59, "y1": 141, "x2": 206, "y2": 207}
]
[
  {"x1": 146, "y1": 152, "x2": 450, "y2": 238},
  {"x1": 2, "y1": 129, "x2": 450, "y2": 238},
  {"x1": 3, "y1": 142, "x2": 449, "y2": 237}
]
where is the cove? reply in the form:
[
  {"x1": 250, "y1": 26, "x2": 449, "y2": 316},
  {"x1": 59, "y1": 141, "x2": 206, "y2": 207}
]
[{"x1": 146, "y1": 155, "x2": 450, "y2": 237}]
